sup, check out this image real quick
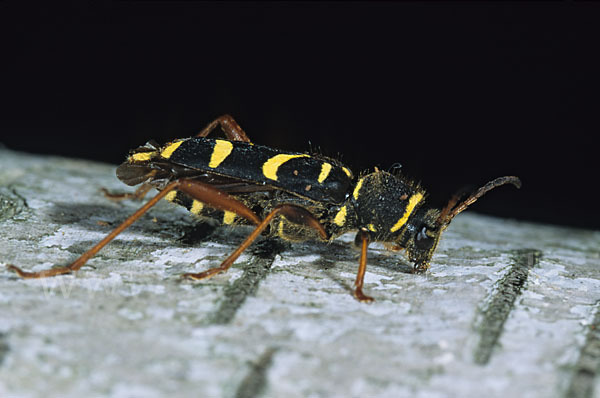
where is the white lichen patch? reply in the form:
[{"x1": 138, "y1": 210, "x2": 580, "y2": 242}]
[
  {"x1": 271, "y1": 254, "x2": 321, "y2": 269},
  {"x1": 117, "y1": 307, "x2": 145, "y2": 321},
  {"x1": 150, "y1": 247, "x2": 213, "y2": 265},
  {"x1": 340, "y1": 271, "x2": 393, "y2": 289}
]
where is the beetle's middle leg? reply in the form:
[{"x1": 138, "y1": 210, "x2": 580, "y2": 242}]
[{"x1": 182, "y1": 204, "x2": 328, "y2": 280}]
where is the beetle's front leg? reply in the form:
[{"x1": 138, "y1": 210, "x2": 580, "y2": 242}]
[{"x1": 353, "y1": 229, "x2": 374, "y2": 302}]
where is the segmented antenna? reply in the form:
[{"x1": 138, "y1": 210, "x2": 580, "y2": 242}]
[{"x1": 437, "y1": 176, "x2": 522, "y2": 227}]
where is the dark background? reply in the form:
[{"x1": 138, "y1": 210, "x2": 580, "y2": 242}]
[{"x1": 1, "y1": 2, "x2": 598, "y2": 229}]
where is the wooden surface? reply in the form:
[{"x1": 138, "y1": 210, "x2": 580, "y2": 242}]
[{"x1": 0, "y1": 147, "x2": 599, "y2": 398}]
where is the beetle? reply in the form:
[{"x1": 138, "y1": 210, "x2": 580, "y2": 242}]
[{"x1": 7, "y1": 115, "x2": 521, "y2": 301}]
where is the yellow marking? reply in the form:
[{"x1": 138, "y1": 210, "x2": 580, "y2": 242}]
[
  {"x1": 190, "y1": 200, "x2": 204, "y2": 215},
  {"x1": 164, "y1": 190, "x2": 177, "y2": 202},
  {"x1": 130, "y1": 152, "x2": 155, "y2": 162},
  {"x1": 160, "y1": 140, "x2": 184, "y2": 159},
  {"x1": 342, "y1": 167, "x2": 353, "y2": 179},
  {"x1": 352, "y1": 178, "x2": 364, "y2": 200},
  {"x1": 318, "y1": 162, "x2": 332, "y2": 184},
  {"x1": 209, "y1": 140, "x2": 234, "y2": 168},
  {"x1": 262, "y1": 154, "x2": 310, "y2": 181},
  {"x1": 390, "y1": 192, "x2": 424, "y2": 233},
  {"x1": 223, "y1": 210, "x2": 236, "y2": 225},
  {"x1": 368, "y1": 224, "x2": 377, "y2": 232},
  {"x1": 278, "y1": 220, "x2": 285, "y2": 236},
  {"x1": 333, "y1": 205, "x2": 347, "y2": 226}
]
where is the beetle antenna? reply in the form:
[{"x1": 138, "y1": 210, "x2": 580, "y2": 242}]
[{"x1": 437, "y1": 176, "x2": 521, "y2": 227}]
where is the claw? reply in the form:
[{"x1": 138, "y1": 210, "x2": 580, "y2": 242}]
[
  {"x1": 6, "y1": 264, "x2": 73, "y2": 279},
  {"x1": 353, "y1": 287, "x2": 375, "y2": 303},
  {"x1": 181, "y1": 268, "x2": 224, "y2": 280}
]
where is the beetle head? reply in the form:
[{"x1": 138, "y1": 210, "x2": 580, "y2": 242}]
[{"x1": 406, "y1": 176, "x2": 521, "y2": 272}]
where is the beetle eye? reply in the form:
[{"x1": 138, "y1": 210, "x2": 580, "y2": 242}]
[
  {"x1": 415, "y1": 226, "x2": 436, "y2": 251},
  {"x1": 416, "y1": 227, "x2": 428, "y2": 241}
]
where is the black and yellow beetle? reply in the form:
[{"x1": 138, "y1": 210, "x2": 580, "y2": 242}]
[{"x1": 7, "y1": 115, "x2": 521, "y2": 301}]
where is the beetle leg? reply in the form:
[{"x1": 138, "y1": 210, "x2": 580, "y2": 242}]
[
  {"x1": 353, "y1": 229, "x2": 374, "y2": 302},
  {"x1": 101, "y1": 170, "x2": 158, "y2": 201},
  {"x1": 183, "y1": 204, "x2": 328, "y2": 280},
  {"x1": 101, "y1": 182, "x2": 154, "y2": 201},
  {"x1": 383, "y1": 242, "x2": 404, "y2": 252},
  {"x1": 196, "y1": 114, "x2": 252, "y2": 142},
  {"x1": 7, "y1": 179, "x2": 261, "y2": 279}
]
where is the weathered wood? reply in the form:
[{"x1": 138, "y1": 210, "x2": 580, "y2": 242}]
[{"x1": 0, "y1": 147, "x2": 599, "y2": 397}]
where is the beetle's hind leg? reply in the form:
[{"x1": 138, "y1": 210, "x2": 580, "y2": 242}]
[
  {"x1": 196, "y1": 114, "x2": 252, "y2": 142},
  {"x1": 102, "y1": 115, "x2": 252, "y2": 200},
  {"x1": 100, "y1": 168, "x2": 160, "y2": 201},
  {"x1": 183, "y1": 204, "x2": 328, "y2": 281},
  {"x1": 101, "y1": 182, "x2": 154, "y2": 201},
  {"x1": 7, "y1": 179, "x2": 262, "y2": 279}
]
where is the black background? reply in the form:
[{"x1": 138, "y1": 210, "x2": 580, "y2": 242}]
[{"x1": 1, "y1": 2, "x2": 598, "y2": 229}]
